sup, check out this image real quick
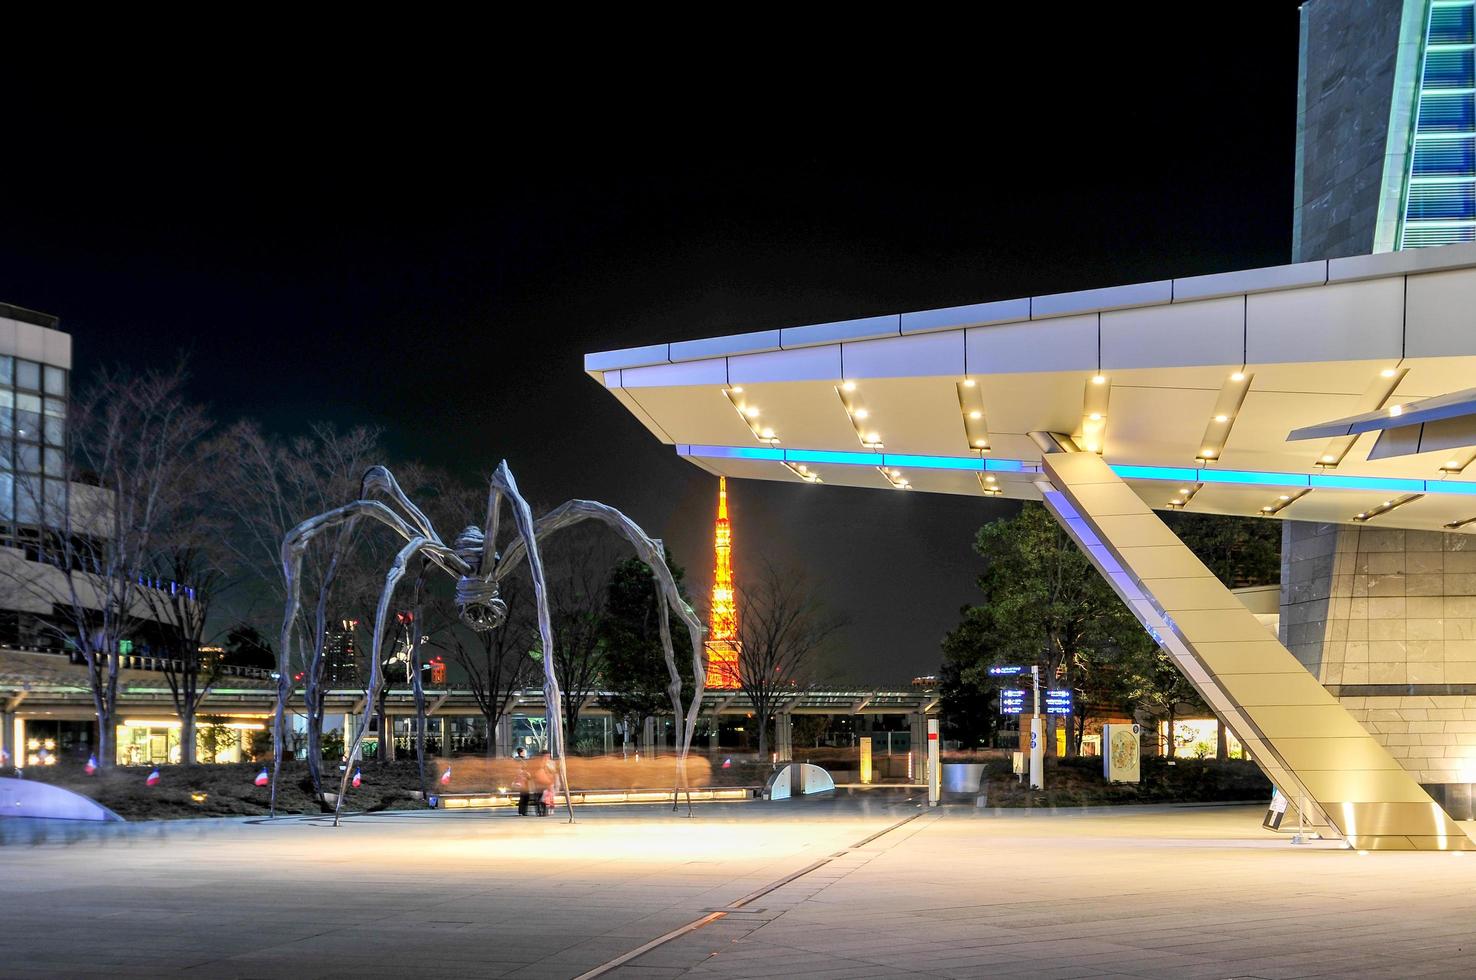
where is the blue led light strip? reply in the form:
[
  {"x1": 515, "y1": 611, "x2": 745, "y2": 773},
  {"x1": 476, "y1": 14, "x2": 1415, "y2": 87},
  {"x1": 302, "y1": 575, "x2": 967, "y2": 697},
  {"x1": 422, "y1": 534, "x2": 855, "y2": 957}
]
[{"x1": 677, "y1": 444, "x2": 1476, "y2": 497}]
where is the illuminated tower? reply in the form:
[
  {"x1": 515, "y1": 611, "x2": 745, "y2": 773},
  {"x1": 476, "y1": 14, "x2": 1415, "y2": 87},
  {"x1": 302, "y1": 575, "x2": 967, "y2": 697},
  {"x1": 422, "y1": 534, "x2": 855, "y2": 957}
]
[{"x1": 704, "y1": 477, "x2": 741, "y2": 689}]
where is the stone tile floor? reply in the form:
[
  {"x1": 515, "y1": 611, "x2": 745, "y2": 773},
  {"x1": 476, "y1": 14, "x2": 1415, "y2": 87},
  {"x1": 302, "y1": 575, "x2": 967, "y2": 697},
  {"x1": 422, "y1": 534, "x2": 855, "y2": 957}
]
[{"x1": 1, "y1": 795, "x2": 1473, "y2": 979}]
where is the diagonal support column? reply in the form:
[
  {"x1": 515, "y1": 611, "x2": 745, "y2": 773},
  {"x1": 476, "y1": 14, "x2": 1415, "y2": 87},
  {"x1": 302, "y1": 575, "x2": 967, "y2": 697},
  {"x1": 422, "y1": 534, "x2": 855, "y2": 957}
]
[{"x1": 1039, "y1": 450, "x2": 1472, "y2": 851}]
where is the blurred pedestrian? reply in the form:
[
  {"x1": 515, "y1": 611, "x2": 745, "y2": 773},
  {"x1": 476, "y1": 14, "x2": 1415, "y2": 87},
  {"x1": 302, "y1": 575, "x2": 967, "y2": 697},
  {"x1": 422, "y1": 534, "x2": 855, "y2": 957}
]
[
  {"x1": 513, "y1": 747, "x2": 531, "y2": 816},
  {"x1": 533, "y1": 752, "x2": 557, "y2": 816}
]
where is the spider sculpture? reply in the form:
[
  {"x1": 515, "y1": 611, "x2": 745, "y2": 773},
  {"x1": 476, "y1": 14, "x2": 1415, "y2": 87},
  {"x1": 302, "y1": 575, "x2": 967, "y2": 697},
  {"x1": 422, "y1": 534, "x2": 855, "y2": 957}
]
[{"x1": 269, "y1": 461, "x2": 708, "y2": 825}]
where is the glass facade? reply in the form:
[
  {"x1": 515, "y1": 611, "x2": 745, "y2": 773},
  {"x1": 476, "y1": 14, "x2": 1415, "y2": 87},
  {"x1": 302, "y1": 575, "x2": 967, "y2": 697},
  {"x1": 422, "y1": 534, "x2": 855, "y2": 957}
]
[
  {"x1": 1400, "y1": 1, "x2": 1476, "y2": 248},
  {"x1": 0, "y1": 352, "x2": 67, "y2": 531}
]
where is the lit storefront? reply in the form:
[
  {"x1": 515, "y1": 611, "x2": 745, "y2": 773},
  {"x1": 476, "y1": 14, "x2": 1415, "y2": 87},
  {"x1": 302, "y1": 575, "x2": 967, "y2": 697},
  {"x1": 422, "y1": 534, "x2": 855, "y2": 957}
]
[{"x1": 116, "y1": 717, "x2": 267, "y2": 766}]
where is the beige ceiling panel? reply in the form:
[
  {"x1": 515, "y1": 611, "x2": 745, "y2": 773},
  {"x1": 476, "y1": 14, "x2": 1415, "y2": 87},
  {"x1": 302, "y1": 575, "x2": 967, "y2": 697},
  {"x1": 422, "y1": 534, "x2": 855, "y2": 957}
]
[
  {"x1": 625, "y1": 387, "x2": 757, "y2": 445},
  {"x1": 1181, "y1": 483, "x2": 1288, "y2": 518},
  {"x1": 728, "y1": 381, "x2": 863, "y2": 450},
  {"x1": 1245, "y1": 360, "x2": 1390, "y2": 395},
  {"x1": 976, "y1": 373, "x2": 1085, "y2": 435},
  {"x1": 1398, "y1": 355, "x2": 1476, "y2": 396},
  {"x1": 1219, "y1": 389, "x2": 1366, "y2": 470},
  {"x1": 1103, "y1": 385, "x2": 1222, "y2": 466},
  {"x1": 858, "y1": 377, "x2": 978, "y2": 456}
]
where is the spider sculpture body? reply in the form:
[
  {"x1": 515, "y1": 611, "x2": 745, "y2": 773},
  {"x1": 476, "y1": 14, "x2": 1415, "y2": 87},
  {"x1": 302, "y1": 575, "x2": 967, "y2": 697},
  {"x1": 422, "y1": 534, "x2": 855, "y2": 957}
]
[{"x1": 270, "y1": 461, "x2": 708, "y2": 825}]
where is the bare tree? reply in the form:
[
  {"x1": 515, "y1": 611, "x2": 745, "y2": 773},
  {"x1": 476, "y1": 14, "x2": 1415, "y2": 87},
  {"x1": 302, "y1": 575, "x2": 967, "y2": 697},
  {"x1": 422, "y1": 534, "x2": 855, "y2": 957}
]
[
  {"x1": 0, "y1": 366, "x2": 211, "y2": 770},
  {"x1": 218, "y1": 421, "x2": 381, "y2": 792},
  {"x1": 736, "y1": 560, "x2": 843, "y2": 759},
  {"x1": 143, "y1": 546, "x2": 226, "y2": 764},
  {"x1": 542, "y1": 528, "x2": 615, "y2": 750}
]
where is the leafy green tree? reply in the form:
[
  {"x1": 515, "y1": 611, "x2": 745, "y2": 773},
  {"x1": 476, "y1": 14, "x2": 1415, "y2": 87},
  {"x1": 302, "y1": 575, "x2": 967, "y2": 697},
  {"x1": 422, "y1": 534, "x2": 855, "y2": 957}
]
[
  {"x1": 1163, "y1": 512, "x2": 1281, "y2": 588},
  {"x1": 942, "y1": 503, "x2": 1153, "y2": 756},
  {"x1": 937, "y1": 658, "x2": 997, "y2": 750},
  {"x1": 599, "y1": 553, "x2": 695, "y2": 751}
]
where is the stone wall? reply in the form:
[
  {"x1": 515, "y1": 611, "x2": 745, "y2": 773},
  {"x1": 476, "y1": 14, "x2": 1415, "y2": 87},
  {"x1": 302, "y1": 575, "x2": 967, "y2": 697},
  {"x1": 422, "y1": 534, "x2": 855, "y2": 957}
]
[
  {"x1": 1293, "y1": 0, "x2": 1405, "y2": 262},
  {"x1": 1281, "y1": 520, "x2": 1476, "y2": 805}
]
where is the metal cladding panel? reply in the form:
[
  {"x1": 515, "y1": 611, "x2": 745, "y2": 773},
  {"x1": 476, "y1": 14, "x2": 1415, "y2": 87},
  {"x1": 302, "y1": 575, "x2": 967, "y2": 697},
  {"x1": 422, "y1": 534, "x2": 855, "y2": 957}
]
[
  {"x1": 780, "y1": 315, "x2": 900, "y2": 348},
  {"x1": 842, "y1": 331, "x2": 964, "y2": 380},
  {"x1": 901, "y1": 298, "x2": 1032, "y2": 335},
  {"x1": 1031, "y1": 279, "x2": 1173, "y2": 319},
  {"x1": 618, "y1": 358, "x2": 728, "y2": 388},
  {"x1": 728, "y1": 345, "x2": 842, "y2": 384},
  {"x1": 1245, "y1": 278, "x2": 1405, "y2": 365},
  {"x1": 1171, "y1": 261, "x2": 1327, "y2": 302},
  {"x1": 1405, "y1": 268, "x2": 1476, "y2": 358},
  {"x1": 966, "y1": 316, "x2": 1098, "y2": 374},
  {"x1": 1101, "y1": 297, "x2": 1244, "y2": 371},
  {"x1": 670, "y1": 330, "x2": 781, "y2": 362},
  {"x1": 1327, "y1": 240, "x2": 1476, "y2": 282},
  {"x1": 1041, "y1": 451, "x2": 1474, "y2": 851},
  {"x1": 585, "y1": 343, "x2": 668, "y2": 372}
]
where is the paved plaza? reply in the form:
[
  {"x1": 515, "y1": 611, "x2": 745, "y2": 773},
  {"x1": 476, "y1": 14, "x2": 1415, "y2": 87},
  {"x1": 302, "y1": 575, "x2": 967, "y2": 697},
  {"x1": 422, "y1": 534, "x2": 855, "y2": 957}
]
[{"x1": 2, "y1": 794, "x2": 1474, "y2": 978}]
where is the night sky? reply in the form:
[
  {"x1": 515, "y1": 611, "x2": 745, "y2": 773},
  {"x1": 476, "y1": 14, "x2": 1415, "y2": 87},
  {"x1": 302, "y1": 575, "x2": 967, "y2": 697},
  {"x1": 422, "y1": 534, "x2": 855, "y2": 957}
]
[{"x1": 2, "y1": 8, "x2": 1301, "y2": 684}]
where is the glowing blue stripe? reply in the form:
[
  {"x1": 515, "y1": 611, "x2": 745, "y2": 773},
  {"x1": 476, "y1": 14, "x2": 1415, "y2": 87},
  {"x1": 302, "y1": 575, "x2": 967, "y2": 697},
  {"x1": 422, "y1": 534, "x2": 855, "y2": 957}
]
[
  {"x1": 1199, "y1": 469, "x2": 1311, "y2": 488},
  {"x1": 680, "y1": 445, "x2": 1476, "y2": 498},
  {"x1": 684, "y1": 444, "x2": 785, "y2": 461},
  {"x1": 881, "y1": 453, "x2": 984, "y2": 471},
  {"x1": 1111, "y1": 464, "x2": 1200, "y2": 483},
  {"x1": 1310, "y1": 474, "x2": 1426, "y2": 493},
  {"x1": 784, "y1": 449, "x2": 882, "y2": 466}
]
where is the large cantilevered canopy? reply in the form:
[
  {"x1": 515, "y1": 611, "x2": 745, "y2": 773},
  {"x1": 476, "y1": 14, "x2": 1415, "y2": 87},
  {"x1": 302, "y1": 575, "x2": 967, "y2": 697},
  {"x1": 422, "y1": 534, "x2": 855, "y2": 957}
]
[{"x1": 586, "y1": 242, "x2": 1476, "y2": 533}]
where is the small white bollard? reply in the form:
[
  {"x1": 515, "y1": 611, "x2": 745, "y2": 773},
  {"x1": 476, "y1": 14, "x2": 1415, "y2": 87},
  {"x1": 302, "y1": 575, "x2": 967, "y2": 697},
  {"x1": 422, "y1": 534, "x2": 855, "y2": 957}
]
[{"x1": 927, "y1": 718, "x2": 940, "y2": 806}]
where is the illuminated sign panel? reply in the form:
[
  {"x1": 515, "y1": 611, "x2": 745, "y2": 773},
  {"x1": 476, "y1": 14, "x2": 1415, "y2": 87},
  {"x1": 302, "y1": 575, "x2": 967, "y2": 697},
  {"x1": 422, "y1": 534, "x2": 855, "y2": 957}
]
[
  {"x1": 1044, "y1": 690, "x2": 1073, "y2": 715},
  {"x1": 1000, "y1": 689, "x2": 1026, "y2": 714}
]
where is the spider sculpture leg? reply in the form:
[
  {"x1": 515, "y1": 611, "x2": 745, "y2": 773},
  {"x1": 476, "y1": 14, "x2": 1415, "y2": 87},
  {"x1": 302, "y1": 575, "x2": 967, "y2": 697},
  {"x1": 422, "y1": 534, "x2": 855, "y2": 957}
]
[
  {"x1": 489, "y1": 462, "x2": 577, "y2": 823},
  {"x1": 495, "y1": 497, "x2": 708, "y2": 815},
  {"x1": 333, "y1": 535, "x2": 431, "y2": 827},
  {"x1": 271, "y1": 498, "x2": 467, "y2": 817}
]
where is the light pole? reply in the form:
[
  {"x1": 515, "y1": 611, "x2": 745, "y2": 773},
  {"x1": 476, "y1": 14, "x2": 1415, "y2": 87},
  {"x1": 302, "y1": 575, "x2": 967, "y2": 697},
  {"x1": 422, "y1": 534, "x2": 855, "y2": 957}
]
[{"x1": 1029, "y1": 665, "x2": 1044, "y2": 790}]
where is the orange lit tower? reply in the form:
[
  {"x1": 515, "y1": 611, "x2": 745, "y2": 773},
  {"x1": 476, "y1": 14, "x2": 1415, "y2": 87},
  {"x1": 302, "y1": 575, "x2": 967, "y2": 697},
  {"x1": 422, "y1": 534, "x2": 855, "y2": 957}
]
[{"x1": 704, "y1": 477, "x2": 741, "y2": 689}]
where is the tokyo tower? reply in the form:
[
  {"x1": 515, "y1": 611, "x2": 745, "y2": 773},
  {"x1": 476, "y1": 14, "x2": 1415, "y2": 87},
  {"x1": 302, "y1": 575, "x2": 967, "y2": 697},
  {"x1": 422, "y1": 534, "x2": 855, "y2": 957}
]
[{"x1": 704, "y1": 477, "x2": 741, "y2": 689}]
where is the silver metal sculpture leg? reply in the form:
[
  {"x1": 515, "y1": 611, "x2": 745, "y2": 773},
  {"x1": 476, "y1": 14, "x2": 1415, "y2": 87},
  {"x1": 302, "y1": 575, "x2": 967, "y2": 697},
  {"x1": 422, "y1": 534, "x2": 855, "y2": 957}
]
[
  {"x1": 333, "y1": 535, "x2": 430, "y2": 827},
  {"x1": 490, "y1": 463, "x2": 577, "y2": 823}
]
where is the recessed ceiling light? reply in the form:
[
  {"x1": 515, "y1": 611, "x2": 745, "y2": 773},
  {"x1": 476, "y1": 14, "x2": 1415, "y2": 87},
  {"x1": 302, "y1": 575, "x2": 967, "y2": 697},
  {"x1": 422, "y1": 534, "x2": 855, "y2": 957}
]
[
  {"x1": 1380, "y1": 368, "x2": 1396, "y2": 378},
  {"x1": 1447, "y1": 460, "x2": 1462, "y2": 469},
  {"x1": 962, "y1": 379, "x2": 976, "y2": 388},
  {"x1": 890, "y1": 469, "x2": 901, "y2": 477},
  {"x1": 974, "y1": 439, "x2": 988, "y2": 448},
  {"x1": 1383, "y1": 500, "x2": 1392, "y2": 507},
  {"x1": 854, "y1": 408, "x2": 870, "y2": 419},
  {"x1": 985, "y1": 475, "x2": 996, "y2": 483},
  {"x1": 969, "y1": 410, "x2": 982, "y2": 420},
  {"x1": 1389, "y1": 404, "x2": 1403, "y2": 417},
  {"x1": 868, "y1": 432, "x2": 881, "y2": 443},
  {"x1": 731, "y1": 386, "x2": 744, "y2": 394},
  {"x1": 761, "y1": 427, "x2": 775, "y2": 439},
  {"x1": 1261, "y1": 506, "x2": 1274, "y2": 512},
  {"x1": 1091, "y1": 375, "x2": 1106, "y2": 385},
  {"x1": 841, "y1": 381, "x2": 856, "y2": 392},
  {"x1": 1279, "y1": 494, "x2": 1290, "y2": 501},
  {"x1": 744, "y1": 406, "x2": 760, "y2": 418},
  {"x1": 1230, "y1": 371, "x2": 1246, "y2": 382},
  {"x1": 1088, "y1": 412, "x2": 1102, "y2": 421},
  {"x1": 1170, "y1": 498, "x2": 1183, "y2": 506},
  {"x1": 1201, "y1": 449, "x2": 1217, "y2": 458},
  {"x1": 1321, "y1": 454, "x2": 1336, "y2": 463},
  {"x1": 1214, "y1": 415, "x2": 1229, "y2": 423}
]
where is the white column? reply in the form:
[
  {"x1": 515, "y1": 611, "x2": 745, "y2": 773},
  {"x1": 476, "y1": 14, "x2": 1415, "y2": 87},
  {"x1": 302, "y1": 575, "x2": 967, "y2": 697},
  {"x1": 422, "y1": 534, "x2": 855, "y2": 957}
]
[
  {"x1": 927, "y1": 718, "x2": 940, "y2": 806},
  {"x1": 775, "y1": 713, "x2": 792, "y2": 762}
]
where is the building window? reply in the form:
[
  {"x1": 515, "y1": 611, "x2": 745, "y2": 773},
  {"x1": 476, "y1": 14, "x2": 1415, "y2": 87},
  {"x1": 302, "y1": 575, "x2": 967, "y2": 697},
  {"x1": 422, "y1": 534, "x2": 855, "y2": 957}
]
[{"x1": 1399, "y1": 1, "x2": 1476, "y2": 249}]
